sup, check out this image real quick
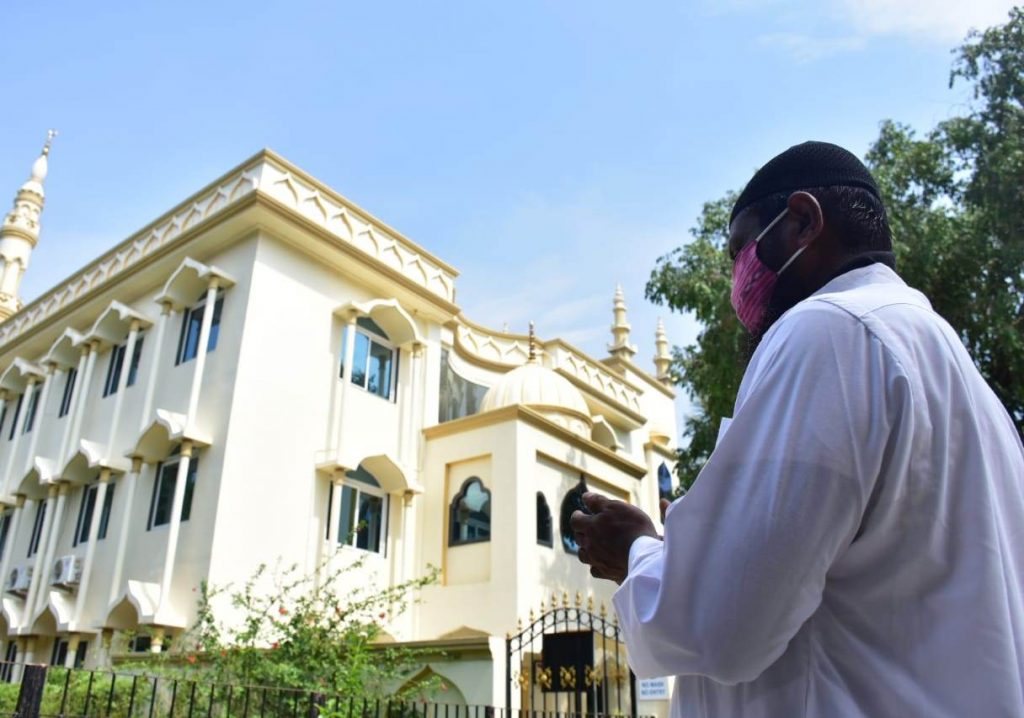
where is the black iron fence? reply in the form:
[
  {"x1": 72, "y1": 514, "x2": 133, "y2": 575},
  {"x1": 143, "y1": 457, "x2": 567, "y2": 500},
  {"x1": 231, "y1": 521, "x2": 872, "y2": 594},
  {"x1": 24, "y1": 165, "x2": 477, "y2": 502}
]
[{"x1": 0, "y1": 662, "x2": 641, "y2": 718}]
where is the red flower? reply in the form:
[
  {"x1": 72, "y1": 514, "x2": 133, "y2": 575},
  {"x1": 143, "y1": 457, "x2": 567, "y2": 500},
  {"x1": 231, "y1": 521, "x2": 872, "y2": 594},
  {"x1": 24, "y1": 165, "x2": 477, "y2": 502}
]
[
  {"x1": 187, "y1": 655, "x2": 197, "y2": 665},
  {"x1": 271, "y1": 641, "x2": 280, "y2": 650},
  {"x1": 378, "y1": 612, "x2": 387, "y2": 620},
  {"x1": 278, "y1": 606, "x2": 288, "y2": 616}
]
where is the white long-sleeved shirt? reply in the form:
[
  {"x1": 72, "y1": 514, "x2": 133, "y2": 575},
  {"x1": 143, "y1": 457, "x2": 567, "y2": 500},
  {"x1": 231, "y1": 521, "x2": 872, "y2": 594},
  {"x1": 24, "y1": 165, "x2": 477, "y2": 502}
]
[{"x1": 614, "y1": 264, "x2": 1024, "y2": 717}]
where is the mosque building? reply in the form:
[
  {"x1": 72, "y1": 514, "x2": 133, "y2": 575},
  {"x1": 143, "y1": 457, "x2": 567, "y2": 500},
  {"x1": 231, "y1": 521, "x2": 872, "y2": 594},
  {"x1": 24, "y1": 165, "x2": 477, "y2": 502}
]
[{"x1": 0, "y1": 136, "x2": 678, "y2": 710}]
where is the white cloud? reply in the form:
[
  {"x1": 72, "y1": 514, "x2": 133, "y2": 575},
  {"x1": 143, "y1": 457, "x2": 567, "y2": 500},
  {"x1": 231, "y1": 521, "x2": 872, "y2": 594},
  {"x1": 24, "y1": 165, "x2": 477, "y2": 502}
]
[{"x1": 839, "y1": 0, "x2": 1017, "y2": 42}]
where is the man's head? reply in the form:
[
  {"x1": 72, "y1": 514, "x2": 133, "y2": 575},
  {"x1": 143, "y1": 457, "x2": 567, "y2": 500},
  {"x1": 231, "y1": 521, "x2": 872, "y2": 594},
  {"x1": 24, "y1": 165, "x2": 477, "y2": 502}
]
[{"x1": 728, "y1": 142, "x2": 894, "y2": 342}]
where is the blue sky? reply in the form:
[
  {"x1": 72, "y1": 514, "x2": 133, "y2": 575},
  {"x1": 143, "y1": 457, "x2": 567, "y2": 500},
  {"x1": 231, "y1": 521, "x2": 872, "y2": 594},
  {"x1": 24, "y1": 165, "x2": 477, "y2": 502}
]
[{"x1": 0, "y1": 0, "x2": 1016, "y2": 429}]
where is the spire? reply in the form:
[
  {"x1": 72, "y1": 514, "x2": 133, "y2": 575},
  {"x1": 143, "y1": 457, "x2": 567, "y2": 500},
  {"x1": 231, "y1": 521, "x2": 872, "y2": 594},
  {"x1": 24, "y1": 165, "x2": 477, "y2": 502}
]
[
  {"x1": 654, "y1": 318, "x2": 672, "y2": 383},
  {"x1": 608, "y1": 284, "x2": 636, "y2": 361},
  {"x1": 528, "y1": 321, "x2": 538, "y2": 363},
  {"x1": 0, "y1": 130, "x2": 56, "y2": 322}
]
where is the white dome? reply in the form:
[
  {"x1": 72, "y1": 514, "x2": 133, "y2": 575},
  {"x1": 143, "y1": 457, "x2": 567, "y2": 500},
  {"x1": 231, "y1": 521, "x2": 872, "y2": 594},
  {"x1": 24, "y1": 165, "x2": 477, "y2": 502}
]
[{"x1": 480, "y1": 361, "x2": 592, "y2": 436}]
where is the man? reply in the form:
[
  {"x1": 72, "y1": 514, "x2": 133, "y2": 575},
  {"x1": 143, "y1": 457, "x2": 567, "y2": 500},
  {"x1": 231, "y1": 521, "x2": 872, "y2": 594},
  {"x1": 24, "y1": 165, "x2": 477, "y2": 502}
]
[{"x1": 572, "y1": 141, "x2": 1024, "y2": 716}]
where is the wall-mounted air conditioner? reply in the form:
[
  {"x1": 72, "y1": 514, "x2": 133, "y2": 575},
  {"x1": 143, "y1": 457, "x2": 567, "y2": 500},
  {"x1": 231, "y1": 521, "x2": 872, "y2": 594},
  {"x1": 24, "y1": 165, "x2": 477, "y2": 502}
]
[
  {"x1": 5, "y1": 566, "x2": 32, "y2": 596},
  {"x1": 50, "y1": 556, "x2": 82, "y2": 589}
]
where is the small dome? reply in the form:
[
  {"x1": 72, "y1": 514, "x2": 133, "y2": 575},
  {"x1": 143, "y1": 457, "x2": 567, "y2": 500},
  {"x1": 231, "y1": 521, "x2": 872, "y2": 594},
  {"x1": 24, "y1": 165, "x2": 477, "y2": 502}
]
[{"x1": 480, "y1": 361, "x2": 592, "y2": 437}]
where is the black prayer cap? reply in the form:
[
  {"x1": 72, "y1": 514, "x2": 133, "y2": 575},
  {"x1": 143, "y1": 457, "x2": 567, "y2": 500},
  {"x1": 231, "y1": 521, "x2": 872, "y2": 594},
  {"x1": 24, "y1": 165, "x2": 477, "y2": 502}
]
[{"x1": 730, "y1": 141, "x2": 882, "y2": 223}]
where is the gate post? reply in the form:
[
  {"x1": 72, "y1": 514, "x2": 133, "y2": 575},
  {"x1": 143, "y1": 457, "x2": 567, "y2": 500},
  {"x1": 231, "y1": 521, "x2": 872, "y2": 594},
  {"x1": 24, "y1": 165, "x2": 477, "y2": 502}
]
[{"x1": 15, "y1": 664, "x2": 47, "y2": 718}]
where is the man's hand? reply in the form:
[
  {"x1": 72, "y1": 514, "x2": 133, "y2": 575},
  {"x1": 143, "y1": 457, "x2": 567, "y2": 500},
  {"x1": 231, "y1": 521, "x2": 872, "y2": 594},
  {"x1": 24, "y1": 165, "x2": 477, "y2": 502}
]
[{"x1": 570, "y1": 493, "x2": 660, "y2": 584}]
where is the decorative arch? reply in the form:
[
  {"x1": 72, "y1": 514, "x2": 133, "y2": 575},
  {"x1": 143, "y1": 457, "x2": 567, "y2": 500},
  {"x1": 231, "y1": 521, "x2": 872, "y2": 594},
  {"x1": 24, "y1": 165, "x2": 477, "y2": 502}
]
[
  {"x1": 398, "y1": 667, "x2": 469, "y2": 706},
  {"x1": 61, "y1": 439, "x2": 129, "y2": 485},
  {"x1": 104, "y1": 595, "x2": 142, "y2": 631},
  {"x1": 131, "y1": 409, "x2": 210, "y2": 464},
  {"x1": 42, "y1": 328, "x2": 85, "y2": 370},
  {"x1": 0, "y1": 358, "x2": 46, "y2": 394},
  {"x1": 15, "y1": 457, "x2": 57, "y2": 499},
  {"x1": 448, "y1": 478, "x2": 491, "y2": 546},
  {"x1": 590, "y1": 416, "x2": 620, "y2": 451},
  {"x1": 536, "y1": 493, "x2": 553, "y2": 548},
  {"x1": 84, "y1": 301, "x2": 153, "y2": 350},
  {"x1": 335, "y1": 298, "x2": 424, "y2": 348},
  {"x1": 154, "y1": 258, "x2": 236, "y2": 312}
]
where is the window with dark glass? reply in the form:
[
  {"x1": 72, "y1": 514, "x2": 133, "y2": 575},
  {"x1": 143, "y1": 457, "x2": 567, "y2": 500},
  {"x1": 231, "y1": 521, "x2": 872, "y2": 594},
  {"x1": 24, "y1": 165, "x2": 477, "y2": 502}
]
[
  {"x1": 1, "y1": 642, "x2": 17, "y2": 682},
  {"x1": 0, "y1": 510, "x2": 11, "y2": 558},
  {"x1": 7, "y1": 394, "x2": 22, "y2": 441},
  {"x1": 27, "y1": 501, "x2": 46, "y2": 557},
  {"x1": 103, "y1": 337, "x2": 145, "y2": 398},
  {"x1": 340, "y1": 317, "x2": 397, "y2": 401},
  {"x1": 560, "y1": 476, "x2": 588, "y2": 555},
  {"x1": 73, "y1": 483, "x2": 115, "y2": 546},
  {"x1": 658, "y1": 462, "x2": 674, "y2": 501},
  {"x1": 328, "y1": 466, "x2": 387, "y2": 554},
  {"x1": 449, "y1": 478, "x2": 491, "y2": 546},
  {"x1": 22, "y1": 385, "x2": 41, "y2": 434},
  {"x1": 438, "y1": 349, "x2": 489, "y2": 423},
  {"x1": 536, "y1": 493, "x2": 553, "y2": 547},
  {"x1": 176, "y1": 293, "x2": 224, "y2": 365},
  {"x1": 58, "y1": 367, "x2": 77, "y2": 418},
  {"x1": 147, "y1": 451, "x2": 198, "y2": 529}
]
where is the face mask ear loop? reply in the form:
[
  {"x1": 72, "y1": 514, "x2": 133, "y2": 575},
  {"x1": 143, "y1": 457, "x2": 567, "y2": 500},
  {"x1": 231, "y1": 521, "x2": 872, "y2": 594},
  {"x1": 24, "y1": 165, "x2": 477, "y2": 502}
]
[
  {"x1": 778, "y1": 243, "x2": 809, "y2": 275},
  {"x1": 752, "y1": 208, "x2": 790, "y2": 246}
]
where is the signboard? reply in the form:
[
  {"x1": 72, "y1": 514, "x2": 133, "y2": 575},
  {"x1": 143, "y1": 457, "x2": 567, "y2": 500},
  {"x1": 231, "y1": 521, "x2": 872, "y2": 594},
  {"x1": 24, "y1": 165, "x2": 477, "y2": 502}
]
[{"x1": 637, "y1": 677, "x2": 670, "y2": 701}]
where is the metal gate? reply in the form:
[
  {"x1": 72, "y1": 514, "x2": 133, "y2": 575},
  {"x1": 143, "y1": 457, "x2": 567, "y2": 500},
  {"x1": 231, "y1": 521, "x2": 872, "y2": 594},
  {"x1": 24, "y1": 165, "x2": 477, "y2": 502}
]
[{"x1": 505, "y1": 593, "x2": 638, "y2": 718}]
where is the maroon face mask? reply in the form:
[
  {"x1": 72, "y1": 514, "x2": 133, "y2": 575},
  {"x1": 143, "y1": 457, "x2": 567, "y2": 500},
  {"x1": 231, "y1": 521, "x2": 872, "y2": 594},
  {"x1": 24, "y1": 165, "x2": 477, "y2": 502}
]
[{"x1": 730, "y1": 209, "x2": 809, "y2": 334}]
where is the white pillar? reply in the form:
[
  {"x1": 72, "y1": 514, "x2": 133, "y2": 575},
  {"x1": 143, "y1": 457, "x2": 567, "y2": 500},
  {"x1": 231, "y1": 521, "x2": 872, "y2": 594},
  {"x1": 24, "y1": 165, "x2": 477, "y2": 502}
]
[
  {"x1": 327, "y1": 476, "x2": 343, "y2": 548},
  {"x1": 23, "y1": 484, "x2": 59, "y2": 623},
  {"x1": 108, "y1": 457, "x2": 142, "y2": 607},
  {"x1": 72, "y1": 468, "x2": 111, "y2": 626},
  {"x1": 63, "y1": 634, "x2": 80, "y2": 668},
  {"x1": 56, "y1": 349, "x2": 89, "y2": 466},
  {"x1": 3, "y1": 378, "x2": 38, "y2": 496},
  {"x1": 185, "y1": 281, "x2": 219, "y2": 429},
  {"x1": 67, "y1": 343, "x2": 99, "y2": 464},
  {"x1": 104, "y1": 321, "x2": 141, "y2": 462},
  {"x1": 33, "y1": 482, "x2": 68, "y2": 617},
  {"x1": 0, "y1": 496, "x2": 25, "y2": 598},
  {"x1": 157, "y1": 441, "x2": 193, "y2": 615},
  {"x1": 334, "y1": 315, "x2": 358, "y2": 457},
  {"x1": 23, "y1": 365, "x2": 56, "y2": 474},
  {"x1": 139, "y1": 303, "x2": 171, "y2": 430}
]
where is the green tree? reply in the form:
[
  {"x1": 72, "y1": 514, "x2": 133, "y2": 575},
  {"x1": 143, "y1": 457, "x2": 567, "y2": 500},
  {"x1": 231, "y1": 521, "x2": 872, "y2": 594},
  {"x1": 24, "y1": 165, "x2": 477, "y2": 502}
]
[{"x1": 647, "y1": 8, "x2": 1024, "y2": 490}]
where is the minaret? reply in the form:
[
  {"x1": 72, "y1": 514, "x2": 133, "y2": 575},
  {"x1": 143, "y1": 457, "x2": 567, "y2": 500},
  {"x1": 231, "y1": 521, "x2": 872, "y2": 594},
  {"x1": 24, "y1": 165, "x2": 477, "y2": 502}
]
[
  {"x1": 0, "y1": 130, "x2": 56, "y2": 322},
  {"x1": 608, "y1": 284, "x2": 637, "y2": 361},
  {"x1": 654, "y1": 318, "x2": 672, "y2": 383}
]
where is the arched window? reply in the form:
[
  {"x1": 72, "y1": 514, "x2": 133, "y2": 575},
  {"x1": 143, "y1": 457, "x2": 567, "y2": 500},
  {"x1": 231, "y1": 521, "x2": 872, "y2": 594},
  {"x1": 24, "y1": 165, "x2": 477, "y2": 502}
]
[
  {"x1": 559, "y1": 476, "x2": 588, "y2": 554},
  {"x1": 658, "y1": 462, "x2": 673, "y2": 501},
  {"x1": 536, "y1": 493, "x2": 553, "y2": 548},
  {"x1": 328, "y1": 465, "x2": 388, "y2": 554},
  {"x1": 449, "y1": 478, "x2": 491, "y2": 546}
]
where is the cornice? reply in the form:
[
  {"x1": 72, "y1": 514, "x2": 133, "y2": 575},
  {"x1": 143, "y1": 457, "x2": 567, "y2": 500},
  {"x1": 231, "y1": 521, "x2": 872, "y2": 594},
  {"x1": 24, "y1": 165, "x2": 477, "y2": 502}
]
[
  {"x1": 0, "y1": 149, "x2": 460, "y2": 351},
  {"x1": 601, "y1": 355, "x2": 676, "y2": 399},
  {"x1": 423, "y1": 404, "x2": 647, "y2": 479}
]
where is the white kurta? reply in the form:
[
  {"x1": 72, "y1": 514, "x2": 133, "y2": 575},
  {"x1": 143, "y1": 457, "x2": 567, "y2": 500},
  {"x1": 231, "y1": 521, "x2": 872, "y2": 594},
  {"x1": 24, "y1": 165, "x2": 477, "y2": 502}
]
[{"x1": 614, "y1": 264, "x2": 1024, "y2": 717}]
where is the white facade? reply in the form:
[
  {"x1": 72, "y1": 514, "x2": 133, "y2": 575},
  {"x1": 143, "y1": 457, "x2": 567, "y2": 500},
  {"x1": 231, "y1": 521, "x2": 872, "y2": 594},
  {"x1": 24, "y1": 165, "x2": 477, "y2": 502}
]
[{"x1": 0, "y1": 145, "x2": 678, "y2": 707}]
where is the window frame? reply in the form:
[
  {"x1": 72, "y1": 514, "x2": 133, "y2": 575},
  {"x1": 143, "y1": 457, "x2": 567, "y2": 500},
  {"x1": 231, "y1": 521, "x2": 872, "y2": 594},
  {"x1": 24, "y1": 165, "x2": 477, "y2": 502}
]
[
  {"x1": 58, "y1": 367, "x2": 77, "y2": 418},
  {"x1": 103, "y1": 336, "x2": 145, "y2": 398},
  {"x1": 147, "y1": 451, "x2": 198, "y2": 530},
  {"x1": 22, "y1": 385, "x2": 41, "y2": 435},
  {"x1": 73, "y1": 482, "x2": 116, "y2": 546},
  {"x1": 329, "y1": 470, "x2": 389, "y2": 556},
  {"x1": 448, "y1": 477, "x2": 492, "y2": 547},
  {"x1": 0, "y1": 510, "x2": 12, "y2": 558},
  {"x1": 7, "y1": 394, "x2": 23, "y2": 441},
  {"x1": 27, "y1": 500, "x2": 46, "y2": 557},
  {"x1": 339, "y1": 319, "x2": 399, "y2": 402},
  {"x1": 536, "y1": 492, "x2": 553, "y2": 548},
  {"x1": 175, "y1": 293, "x2": 224, "y2": 366}
]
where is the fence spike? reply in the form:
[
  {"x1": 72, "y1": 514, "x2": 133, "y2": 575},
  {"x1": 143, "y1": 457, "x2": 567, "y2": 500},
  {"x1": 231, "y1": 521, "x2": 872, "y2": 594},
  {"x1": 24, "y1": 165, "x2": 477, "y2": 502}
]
[
  {"x1": 574, "y1": 591, "x2": 582, "y2": 608},
  {"x1": 561, "y1": 590, "x2": 569, "y2": 607},
  {"x1": 600, "y1": 601, "x2": 608, "y2": 618},
  {"x1": 587, "y1": 595, "x2": 595, "y2": 612},
  {"x1": 529, "y1": 608, "x2": 536, "y2": 623}
]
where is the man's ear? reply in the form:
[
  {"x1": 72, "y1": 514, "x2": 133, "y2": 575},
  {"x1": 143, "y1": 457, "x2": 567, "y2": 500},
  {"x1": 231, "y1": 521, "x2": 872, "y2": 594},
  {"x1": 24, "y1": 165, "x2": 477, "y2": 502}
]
[{"x1": 786, "y1": 191, "x2": 825, "y2": 249}]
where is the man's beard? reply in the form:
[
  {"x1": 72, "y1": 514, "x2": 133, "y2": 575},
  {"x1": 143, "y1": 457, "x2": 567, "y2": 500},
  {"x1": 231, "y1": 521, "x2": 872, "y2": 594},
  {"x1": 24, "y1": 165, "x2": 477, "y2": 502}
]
[{"x1": 743, "y1": 275, "x2": 811, "y2": 360}]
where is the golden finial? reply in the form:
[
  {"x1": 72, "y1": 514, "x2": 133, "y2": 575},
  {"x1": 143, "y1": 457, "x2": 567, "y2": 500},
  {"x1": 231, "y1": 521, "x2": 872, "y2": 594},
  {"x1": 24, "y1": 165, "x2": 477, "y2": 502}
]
[
  {"x1": 561, "y1": 590, "x2": 569, "y2": 608},
  {"x1": 539, "y1": 597, "x2": 546, "y2": 612},
  {"x1": 529, "y1": 608, "x2": 536, "y2": 623},
  {"x1": 528, "y1": 321, "x2": 538, "y2": 362},
  {"x1": 587, "y1": 595, "x2": 595, "y2": 612},
  {"x1": 552, "y1": 591, "x2": 559, "y2": 608},
  {"x1": 600, "y1": 602, "x2": 608, "y2": 619},
  {"x1": 517, "y1": 617, "x2": 523, "y2": 631},
  {"x1": 574, "y1": 591, "x2": 583, "y2": 608},
  {"x1": 506, "y1": 631, "x2": 512, "y2": 640},
  {"x1": 42, "y1": 129, "x2": 58, "y2": 156}
]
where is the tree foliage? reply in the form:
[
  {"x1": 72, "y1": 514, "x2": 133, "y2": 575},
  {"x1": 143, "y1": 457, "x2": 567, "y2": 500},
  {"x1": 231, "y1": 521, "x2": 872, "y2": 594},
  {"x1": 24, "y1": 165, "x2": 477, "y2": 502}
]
[{"x1": 647, "y1": 8, "x2": 1024, "y2": 490}]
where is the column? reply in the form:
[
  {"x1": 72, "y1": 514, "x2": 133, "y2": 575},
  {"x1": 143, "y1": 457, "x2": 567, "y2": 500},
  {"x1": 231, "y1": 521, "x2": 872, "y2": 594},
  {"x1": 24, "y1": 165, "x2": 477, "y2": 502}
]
[
  {"x1": 139, "y1": 302, "x2": 171, "y2": 430},
  {"x1": 56, "y1": 349, "x2": 89, "y2": 466},
  {"x1": 185, "y1": 280, "x2": 219, "y2": 427},
  {"x1": 72, "y1": 469, "x2": 111, "y2": 625},
  {"x1": 334, "y1": 315, "x2": 358, "y2": 457},
  {"x1": 22, "y1": 485, "x2": 58, "y2": 622},
  {"x1": 104, "y1": 321, "x2": 141, "y2": 461},
  {"x1": 2, "y1": 378, "x2": 38, "y2": 496},
  {"x1": 33, "y1": 483, "x2": 69, "y2": 616},
  {"x1": 398, "y1": 345, "x2": 420, "y2": 469},
  {"x1": 23, "y1": 365, "x2": 56, "y2": 475},
  {"x1": 157, "y1": 441, "x2": 193, "y2": 615},
  {"x1": 66, "y1": 342, "x2": 99, "y2": 465},
  {"x1": 63, "y1": 634, "x2": 80, "y2": 668},
  {"x1": 108, "y1": 458, "x2": 142, "y2": 607},
  {"x1": 326, "y1": 475, "x2": 343, "y2": 548},
  {"x1": 149, "y1": 627, "x2": 165, "y2": 655},
  {"x1": 0, "y1": 496, "x2": 25, "y2": 600}
]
